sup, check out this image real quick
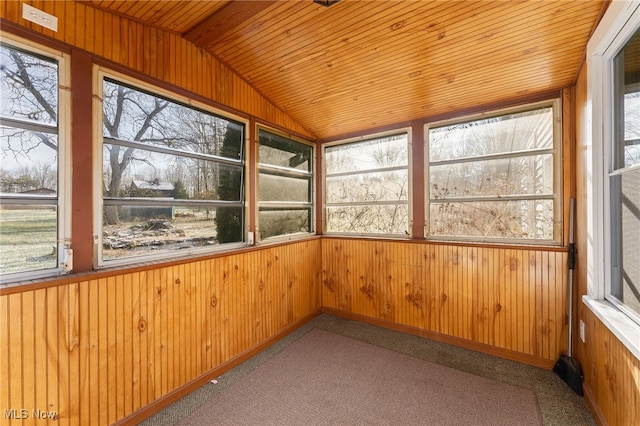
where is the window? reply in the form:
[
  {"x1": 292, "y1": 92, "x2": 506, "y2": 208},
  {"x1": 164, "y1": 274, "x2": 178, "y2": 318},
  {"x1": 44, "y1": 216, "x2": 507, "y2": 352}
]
[
  {"x1": 0, "y1": 38, "x2": 70, "y2": 283},
  {"x1": 324, "y1": 132, "x2": 410, "y2": 236},
  {"x1": 257, "y1": 129, "x2": 314, "y2": 240},
  {"x1": 609, "y1": 28, "x2": 640, "y2": 324},
  {"x1": 97, "y1": 75, "x2": 246, "y2": 266},
  {"x1": 586, "y1": 0, "x2": 640, "y2": 358},
  {"x1": 426, "y1": 102, "x2": 560, "y2": 243}
]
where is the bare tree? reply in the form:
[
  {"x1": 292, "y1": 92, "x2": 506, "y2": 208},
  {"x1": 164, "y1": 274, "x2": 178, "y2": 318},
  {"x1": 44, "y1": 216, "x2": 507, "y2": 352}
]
[
  {"x1": 429, "y1": 109, "x2": 554, "y2": 240},
  {"x1": 326, "y1": 136, "x2": 409, "y2": 234},
  {"x1": 102, "y1": 83, "x2": 169, "y2": 192},
  {"x1": 1, "y1": 47, "x2": 58, "y2": 189}
]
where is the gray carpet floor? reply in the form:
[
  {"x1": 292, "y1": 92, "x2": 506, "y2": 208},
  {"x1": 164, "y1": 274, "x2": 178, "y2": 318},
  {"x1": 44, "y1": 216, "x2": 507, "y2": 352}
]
[{"x1": 139, "y1": 314, "x2": 596, "y2": 426}]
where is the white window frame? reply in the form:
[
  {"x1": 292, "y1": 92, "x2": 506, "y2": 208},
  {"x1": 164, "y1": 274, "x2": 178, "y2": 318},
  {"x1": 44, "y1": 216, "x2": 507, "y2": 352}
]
[
  {"x1": 93, "y1": 67, "x2": 250, "y2": 268},
  {"x1": 424, "y1": 100, "x2": 562, "y2": 245},
  {"x1": 322, "y1": 129, "x2": 412, "y2": 238},
  {"x1": 585, "y1": 0, "x2": 640, "y2": 360},
  {"x1": 256, "y1": 126, "x2": 315, "y2": 243},
  {"x1": 0, "y1": 33, "x2": 71, "y2": 285}
]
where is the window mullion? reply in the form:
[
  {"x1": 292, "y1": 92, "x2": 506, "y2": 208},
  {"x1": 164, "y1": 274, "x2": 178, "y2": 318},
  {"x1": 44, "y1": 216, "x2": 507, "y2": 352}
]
[
  {"x1": 430, "y1": 194, "x2": 555, "y2": 203},
  {"x1": 0, "y1": 117, "x2": 58, "y2": 134},
  {"x1": 430, "y1": 147, "x2": 554, "y2": 167},
  {"x1": 325, "y1": 164, "x2": 407, "y2": 178},
  {"x1": 104, "y1": 136, "x2": 243, "y2": 166},
  {"x1": 326, "y1": 200, "x2": 408, "y2": 207}
]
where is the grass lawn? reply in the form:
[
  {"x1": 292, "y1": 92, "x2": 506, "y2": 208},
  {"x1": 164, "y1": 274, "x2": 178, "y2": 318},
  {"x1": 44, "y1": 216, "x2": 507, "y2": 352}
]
[{"x1": 0, "y1": 208, "x2": 57, "y2": 274}]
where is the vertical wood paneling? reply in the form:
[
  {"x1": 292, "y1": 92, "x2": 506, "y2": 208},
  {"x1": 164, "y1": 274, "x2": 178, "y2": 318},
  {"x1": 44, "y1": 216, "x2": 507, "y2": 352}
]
[
  {"x1": 8, "y1": 293, "x2": 22, "y2": 426},
  {"x1": 115, "y1": 276, "x2": 125, "y2": 421},
  {"x1": 0, "y1": 294, "x2": 8, "y2": 424},
  {"x1": 67, "y1": 283, "x2": 80, "y2": 426},
  {"x1": 579, "y1": 308, "x2": 640, "y2": 426},
  {"x1": 482, "y1": 248, "x2": 491, "y2": 346},
  {"x1": 46, "y1": 287, "x2": 59, "y2": 425},
  {"x1": 86, "y1": 281, "x2": 98, "y2": 424},
  {"x1": 321, "y1": 238, "x2": 568, "y2": 364},
  {"x1": 34, "y1": 289, "x2": 47, "y2": 422},
  {"x1": 63, "y1": 0, "x2": 75, "y2": 47},
  {"x1": 22, "y1": 291, "x2": 35, "y2": 425},
  {"x1": 74, "y1": 2, "x2": 85, "y2": 51},
  {"x1": 0, "y1": 240, "x2": 321, "y2": 425},
  {"x1": 106, "y1": 276, "x2": 116, "y2": 425},
  {"x1": 122, "y1": 274, "x2": 133, "y2": 417},
  {"x1": 78, "y1": 282, "x2": 89, "y2": 425},
  {"x1": 3, "y1": 1, "x2": 19, "y2": 22}
]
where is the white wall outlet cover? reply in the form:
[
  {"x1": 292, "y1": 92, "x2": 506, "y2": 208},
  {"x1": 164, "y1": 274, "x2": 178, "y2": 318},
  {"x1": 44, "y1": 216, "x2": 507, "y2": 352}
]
[{"x1": 22, "y1": 4, "x2": 58, "y2": 32}]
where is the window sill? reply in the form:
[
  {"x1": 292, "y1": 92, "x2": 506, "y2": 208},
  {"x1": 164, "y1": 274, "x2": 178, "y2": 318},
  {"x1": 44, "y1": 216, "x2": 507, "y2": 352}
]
[{"x1": 583, "y1": 295, "x2": 640, "y2": 361}]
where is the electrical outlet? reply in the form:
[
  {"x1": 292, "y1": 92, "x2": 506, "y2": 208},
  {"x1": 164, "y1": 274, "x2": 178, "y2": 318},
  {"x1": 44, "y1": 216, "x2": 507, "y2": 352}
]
[
  {"x1": 22, "y1": 4, "x2": 58, "y2": 32},
  {"x1": 579, "y1": 319, "x2": 586, "y2": 343}
]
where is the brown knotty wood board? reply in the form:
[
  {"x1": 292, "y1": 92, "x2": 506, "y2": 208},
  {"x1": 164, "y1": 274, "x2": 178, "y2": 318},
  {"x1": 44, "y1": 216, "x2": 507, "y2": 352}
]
[{"x1": 321, "y1": 238, "x2": 568, "y2": 361}]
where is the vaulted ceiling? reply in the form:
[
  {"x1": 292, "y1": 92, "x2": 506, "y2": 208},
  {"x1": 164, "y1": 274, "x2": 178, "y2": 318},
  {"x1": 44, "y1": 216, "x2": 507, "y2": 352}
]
[{"x1": 81, "y1": 0, "x2": 607, "y2": 140}]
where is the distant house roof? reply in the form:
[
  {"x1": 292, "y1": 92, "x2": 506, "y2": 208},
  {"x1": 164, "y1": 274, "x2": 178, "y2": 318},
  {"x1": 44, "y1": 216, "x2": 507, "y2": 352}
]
[
  {"x1": 18, "y1": 188, "x2": 56, "y2": 195},
  {"x1": 131, "y1": 179, "x2": 174, "y2": 192}
]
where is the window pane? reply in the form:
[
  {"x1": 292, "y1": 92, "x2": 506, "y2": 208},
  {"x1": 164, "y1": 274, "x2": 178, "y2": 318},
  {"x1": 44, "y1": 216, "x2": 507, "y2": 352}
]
[
  {"x1": 0, "y1": 206, "x2": 57, "y2": 274},
  {"x1": 257, "y1": 130, "x2": 313, "y2": 239},
  {"x1": 1, "y1": 45, "x2": 58, "y2": 126},
  {"x1": 103, "y1": 80, "x2": 243, "y2": 160},
  {"x1": 430, "y1": 154, "x2": 553, "y2": 199},
  {"x1": 1, "y1": 43, "x2": 61, "y2": 280},
  {"x1": 326, "y1": 204, "x2": 409, "y2": 234},
  {"x1": 325, "y1": 134, "x2": 408, "y2": 174},
  {"x1": 102, "y1": 205, "x2": 242, "y2": 260},
  {"x1": 258, "y1": 209, "x2": 311, "y2": 239},
  {"x1": 1, "y1": 127, "x2": 58, "y2": 195},
  {"x1": 429, "y1": 108, "x2": 553, "y2": 162},
  {"x1": 259, "y1": 173, "x2": 311, "y2": 202},
  {"x1": 326, "y1": 170, "x2": 409, "y2": 203},
  {"x1": 617, "y1": 169, "x2": 640, "y2": 318},
  {"x1": 621, "y1": 28, "x2": 640, "y2": 168},
  {"x1": 429, "y1": 200, "x2": 554, "y2": 240},
  {"x1": 324, "y1": 133, "x2": 409, "y2": 235},
  {"x1": 103, "y1": 144, "x2": 242, "y2": 201},
  {"x1": 101, "y1": 79, "x2": 246, "y2": 262},
  {"x1": 611, "y1": 166, "x2": 640, "y2": 320},
  {"x1": 427, "y1": 103, "x2": 557, "y2": 242},
  {"x1": 259, "y1": 132, "x2": 312, "y2": 172},
  {"x1": 610, "y1": 27, "x2": 640, "y2": 323},
  {"x1": 623, "y1": 91, "x2": 640, "y2": 168}
]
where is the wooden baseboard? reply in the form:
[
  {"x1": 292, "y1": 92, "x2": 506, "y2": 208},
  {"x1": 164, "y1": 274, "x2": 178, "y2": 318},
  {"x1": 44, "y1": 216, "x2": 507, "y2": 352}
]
[
  {"x1": 583, "y1": 384, "x2": 607, "y2": 426},
  {"x1": 322, "y1": 307, "x2": 556, "y2": 370},
  {"x1": 114, "y1": 309, "x2": 322, "y2": 426}
]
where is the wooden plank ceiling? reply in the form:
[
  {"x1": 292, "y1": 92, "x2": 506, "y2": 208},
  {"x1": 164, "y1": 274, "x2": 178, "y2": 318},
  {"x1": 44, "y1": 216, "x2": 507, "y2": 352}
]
[{"x1": 82, "y1": 0, "x2": 606, "y2": 141}]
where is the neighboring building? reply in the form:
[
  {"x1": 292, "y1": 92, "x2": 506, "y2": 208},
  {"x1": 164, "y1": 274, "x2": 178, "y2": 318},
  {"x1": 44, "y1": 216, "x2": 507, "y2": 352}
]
[
  {"x1": 130, "y1": 179, "x2": 174, "y2": 197},
  {"x1": 121, "y1": 179, "x2": 175, "y2": 220}
]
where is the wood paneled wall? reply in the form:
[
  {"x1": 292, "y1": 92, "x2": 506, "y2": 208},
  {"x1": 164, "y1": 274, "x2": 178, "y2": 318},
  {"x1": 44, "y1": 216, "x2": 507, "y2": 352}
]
[
  {"x1": 0, "y1": 239, "x2": 321, "y2": 426},
  {"x1": 322, "y1": 238, "x2": 568, "y2": 366},
  {"x1": 579, "y1": 308, "x2": 640, "y2": 426},
  {"x1": 0, "y1": 0, "x2": 314, "y2": 139},
  {"x1": 2, "y1": 2, "x2": 637, "y2": 425}
]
